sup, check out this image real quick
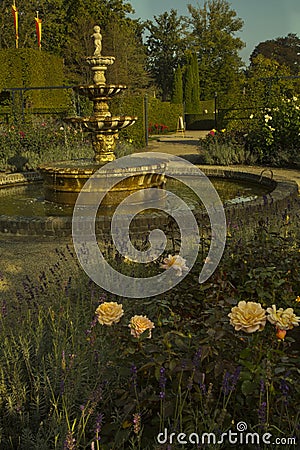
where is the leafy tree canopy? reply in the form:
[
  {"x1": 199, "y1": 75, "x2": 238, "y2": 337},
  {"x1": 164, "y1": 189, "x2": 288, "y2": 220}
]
[
  {"x1": 250, "y1": 34, "x2": 300, "y2": 75},
  {"x1": 187, "y1": 0, "x2": 245, "y2": 103},
  {"x1": 245, "y1": 54, "x2": 294, "y2": 108},
  {"x1": 145, "y1": 9, "x2": 188, "y2": 101}
]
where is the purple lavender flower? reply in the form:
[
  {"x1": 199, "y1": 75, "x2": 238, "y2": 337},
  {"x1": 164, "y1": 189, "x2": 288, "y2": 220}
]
[
  {"x1": 263, "y1": 195, "x2": 268, "y2": 206},
  {"x1": 199, "y1": 382, "x2": 207, "y2": 395},
  {"x1": 192, "y1": 347, "x2": 202, "y2": 369},
  {"x1": 95, "y1": 413, "x2": 104, "y2": 441},
  {"x1": 222, "y1": 371, "x2": 231, "y2": 396},
  {"x1": 258, "y1": 401, "x2": 267, "y2": 428},
  {"x1": 159, "y1": 367, "x2": 167, "y2": 399},
  {"x1": 131, "y1": 364, "x2": 138, "y2": 388},
  {"x1": 64, "y1": 276, "x2": 72, "y2": 296},
  {"x1": 280, "y1": 377, "x2": 289, "y2": 405},
  {"x1": 63, "y1": 430, "x2": 76, "y2": 450},
  {"x1": 222, "y1": 367, "x2": 241, "y2": 396},
  {"x1": 90, "y1": 385, "x2": 103, "y2": 405},
  {"x1": 231, "y1": 366, "x2": 241, "y2": 387},
  {"x1": 85, "y1": 314, "x2": 99, "y2": 339}
]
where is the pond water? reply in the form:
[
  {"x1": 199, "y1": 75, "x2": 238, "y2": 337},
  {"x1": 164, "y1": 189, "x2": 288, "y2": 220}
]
[{"x1": 0, "y1": 177, "x2": 272, "y2": 218}]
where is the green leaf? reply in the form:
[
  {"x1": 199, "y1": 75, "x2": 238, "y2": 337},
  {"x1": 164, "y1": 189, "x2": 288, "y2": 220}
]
[{"x1": 241, "y1": 380, "x2": 257, "y2": 396}]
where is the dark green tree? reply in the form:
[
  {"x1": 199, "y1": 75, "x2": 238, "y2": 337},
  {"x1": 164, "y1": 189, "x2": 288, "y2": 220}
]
[
  {"x1": 245, "y1": 54, "x2": 294, "y2": 108},
  {"x1": 171, "y1": 66, "x2": 183, "y2": 104},
  {"x1": 184, "y1": 52, "x2": 201, "y2": 113},
  {"x1": 250, "y1": 33, "x2": 300, "y2": 75},
  {"x1": 104, "y1": 19, "x2": 150, "y2": 92},
  {"x1": 145, "y1": 9, "x2": 188, "y2": 101},
  {"x1": 187, "y1": 0, "x2": 245, "y2": 105}
]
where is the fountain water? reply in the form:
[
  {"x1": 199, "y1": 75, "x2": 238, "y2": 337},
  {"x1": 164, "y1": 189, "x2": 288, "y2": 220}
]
[{"x1": 38, "y1": 26, "x2": 166, "y2": 206}]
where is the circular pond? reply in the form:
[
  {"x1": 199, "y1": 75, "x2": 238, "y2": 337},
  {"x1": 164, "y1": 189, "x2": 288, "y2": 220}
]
[
  {"x1": 0, "y1": 177, "x2": 272, "y2": 218},
  {"x1": 0, "y1": 167, "x2": 297, "y2": 236}
]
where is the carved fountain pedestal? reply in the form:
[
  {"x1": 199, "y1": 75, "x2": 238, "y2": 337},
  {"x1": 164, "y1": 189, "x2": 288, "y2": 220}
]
[{"x1": 39, "y1": 28, "x2": 166, "y2": 206}]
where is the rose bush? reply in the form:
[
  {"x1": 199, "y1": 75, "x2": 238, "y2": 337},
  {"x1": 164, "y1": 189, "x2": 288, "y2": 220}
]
[{"x1": 245, "y1": 95, "x2": 300, "y2": 165}]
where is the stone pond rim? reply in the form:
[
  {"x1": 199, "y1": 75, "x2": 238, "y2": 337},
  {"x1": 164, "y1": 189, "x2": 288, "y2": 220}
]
[{"x1": 0, "y1": 168, "x2": 297, "y2": 237}]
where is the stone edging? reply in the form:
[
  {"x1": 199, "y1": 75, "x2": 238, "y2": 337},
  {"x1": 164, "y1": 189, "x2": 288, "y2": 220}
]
[
  {"x1": 0, "y1": 169, "x2": 298, "y2": 236},
  {"x1": 0, "y1": 171, "x2": 42, "y2": 186}
]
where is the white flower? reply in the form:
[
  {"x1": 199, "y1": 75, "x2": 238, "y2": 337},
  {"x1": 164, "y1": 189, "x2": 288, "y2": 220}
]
[
  {"x1": 160, "y1": 254, "x2": 189, "y2": 277},
  {"x1": 293, "y1": 96, "x2": 298, "y2": 101},
  {"x1": 264, "y1": 114, "x2": 272, "y2": 122},
  {"x1": 249, "y1": 114, "x2": 254, "y2": 119}
]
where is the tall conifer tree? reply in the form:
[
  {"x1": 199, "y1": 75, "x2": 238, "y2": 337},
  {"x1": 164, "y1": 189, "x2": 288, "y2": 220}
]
[{"x1": 172, "y1": 66, "x2": 183, "y2": 104}]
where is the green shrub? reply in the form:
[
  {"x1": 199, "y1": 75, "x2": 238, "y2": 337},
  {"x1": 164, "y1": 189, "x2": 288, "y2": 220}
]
[
  {"x1": 245, "y1": 95, "x2": 300, "y2": 166},
  {"x1": 198, "y1": 130, "x2": 258, "y2": 165}
]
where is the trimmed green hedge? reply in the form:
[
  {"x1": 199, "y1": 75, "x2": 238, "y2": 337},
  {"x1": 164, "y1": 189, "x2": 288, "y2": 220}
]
[
  {"x1": 0, "y1": 49, "x2": 72, "y2": 113},
  {"x1": 185, "y1": 114, "x2": 215, "y2": 130},
  {"x1": 111, "y1": 94, "x2": 183, "y2": 147}
]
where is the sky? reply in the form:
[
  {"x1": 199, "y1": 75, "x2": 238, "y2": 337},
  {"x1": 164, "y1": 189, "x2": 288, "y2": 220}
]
[{"x1": 128, "y1": 0, "x2": 300, "y2": 65}]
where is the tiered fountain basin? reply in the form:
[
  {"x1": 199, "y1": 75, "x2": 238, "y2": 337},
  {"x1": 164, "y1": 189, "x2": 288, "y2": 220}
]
[
  {"x1": 38, "y1": 157, "x2": 166, "y2": 205},
  {"x1": 65, "y1": 115, "x2": 137, "y2": 133},
  {"x1": 74, "y1": 84, "x2": 127, "y2": 100},
  {"x1": 0, "y1": 167, "x2": 298, "y2": 236}
]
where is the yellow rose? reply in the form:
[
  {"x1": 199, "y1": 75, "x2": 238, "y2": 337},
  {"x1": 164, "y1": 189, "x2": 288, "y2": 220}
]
[
  {"x1": 228, "y1": 301, "x2": 266, "y2": 333},
  {"x1": 95, "y1": 302, "x2": 124, "y2": 326},
  {"x1": 266, "y1": 305, "x2": 300, "y2": 330},
  {"x1": 129, "y1": 315, "x2": 155, "y2": 338}
]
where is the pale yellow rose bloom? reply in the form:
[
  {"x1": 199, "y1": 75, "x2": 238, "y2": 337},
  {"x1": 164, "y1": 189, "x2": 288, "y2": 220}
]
[
  {"x1": 95, "y1": 302, "x2": 124, "y2": 326},
  {"x1": 266, "y1": 305, "x2": 300, "y2": 330},
  {"x1": 160, "y1": 254, "x2": 188, "y2": 277},
  {"x1": 129, "y1": 315, "x2": 155, "y2": 338},
  {"x1": 228, "y1": 301, "x2": 267, "y2": 333}
]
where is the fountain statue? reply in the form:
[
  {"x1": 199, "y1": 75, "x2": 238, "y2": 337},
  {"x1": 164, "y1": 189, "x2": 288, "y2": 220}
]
[{"x1": 38, "y1": 26, "x2": 166, "y2": 205}]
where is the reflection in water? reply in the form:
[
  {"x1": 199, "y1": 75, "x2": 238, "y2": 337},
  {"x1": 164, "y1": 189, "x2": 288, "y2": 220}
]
[{"x1": 0, "y1": 177, "x2": 272, "y2": 218}]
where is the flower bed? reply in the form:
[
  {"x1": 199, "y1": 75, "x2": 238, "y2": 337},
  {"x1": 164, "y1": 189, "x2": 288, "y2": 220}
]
[{"x1": 0, "y1": 193, "x2": 300, "y2": 449}]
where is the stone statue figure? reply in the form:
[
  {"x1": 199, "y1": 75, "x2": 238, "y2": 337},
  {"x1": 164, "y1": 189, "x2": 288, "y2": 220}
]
[{"x1": 92, "y1": 25, "x2": 102, "y2": 56}]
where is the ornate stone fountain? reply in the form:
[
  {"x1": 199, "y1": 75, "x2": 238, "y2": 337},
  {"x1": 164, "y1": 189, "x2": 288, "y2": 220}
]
[{"x1": 39, "y1": 25, "x2": 166, "y2": 205}]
